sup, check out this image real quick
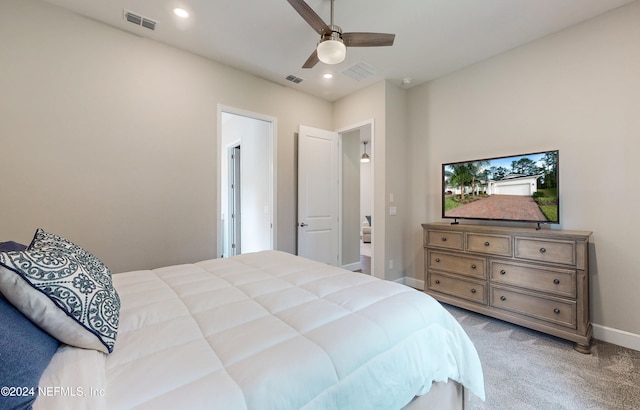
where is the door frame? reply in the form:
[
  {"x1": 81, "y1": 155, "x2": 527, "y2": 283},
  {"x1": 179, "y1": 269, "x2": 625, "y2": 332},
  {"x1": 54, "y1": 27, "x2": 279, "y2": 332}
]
[{"x1": 217, "y1": 105, "x2": 277, "y2": 258}]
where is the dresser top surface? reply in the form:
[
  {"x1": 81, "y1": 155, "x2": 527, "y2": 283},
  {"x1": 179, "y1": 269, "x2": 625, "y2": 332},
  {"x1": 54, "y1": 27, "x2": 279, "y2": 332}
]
[{"x1": 422, "y1": 222, "x2": 592, "y2": 240}]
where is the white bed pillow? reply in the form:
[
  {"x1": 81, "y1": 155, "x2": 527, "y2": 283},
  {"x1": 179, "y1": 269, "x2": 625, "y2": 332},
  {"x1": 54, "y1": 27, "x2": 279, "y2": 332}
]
[
  {"x1": 0, "y1": 229, "x2": 120, "y2": 353},
  {"x1": 33, "y1": 344, "x2": 107, "y2": 410}
]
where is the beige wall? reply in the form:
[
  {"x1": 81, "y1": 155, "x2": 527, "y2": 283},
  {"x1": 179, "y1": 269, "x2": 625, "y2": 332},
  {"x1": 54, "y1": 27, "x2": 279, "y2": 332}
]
[
  {"x1": 0, "y1": 0, "x2": 332, "y2": 273},
  {"x1": 383, "y1": 82, "x2": 409, "y2": 282},
  {"x1": 407, "y1": 1, "x2": 640, "y2": 343}
]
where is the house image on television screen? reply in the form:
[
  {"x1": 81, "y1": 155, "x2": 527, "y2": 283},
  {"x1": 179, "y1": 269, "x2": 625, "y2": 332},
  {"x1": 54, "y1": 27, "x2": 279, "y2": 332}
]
[
  {"x1": 443, "y1": 151, "x2": 559, "y2": 223},
  {"x1": 487, "y1": 173, "x2": 541, "y2": 195}
]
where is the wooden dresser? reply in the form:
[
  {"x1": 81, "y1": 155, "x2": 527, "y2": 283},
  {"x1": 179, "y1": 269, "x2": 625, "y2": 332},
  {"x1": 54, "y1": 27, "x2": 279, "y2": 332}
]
[{"x1": 422, "y1": 222, "x2": 592, "y2": 353}]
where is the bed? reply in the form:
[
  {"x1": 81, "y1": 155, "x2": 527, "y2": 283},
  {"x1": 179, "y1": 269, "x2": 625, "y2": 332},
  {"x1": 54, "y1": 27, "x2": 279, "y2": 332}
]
[{"x1": 0, "y1": 230, "x2": 484, "y2": 410}]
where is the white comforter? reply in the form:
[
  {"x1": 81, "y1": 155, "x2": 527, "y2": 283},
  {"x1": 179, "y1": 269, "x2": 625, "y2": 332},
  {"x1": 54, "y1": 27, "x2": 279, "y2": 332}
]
[{"x1": 37, "y1": 251, "x2": 484, "y2": 409}]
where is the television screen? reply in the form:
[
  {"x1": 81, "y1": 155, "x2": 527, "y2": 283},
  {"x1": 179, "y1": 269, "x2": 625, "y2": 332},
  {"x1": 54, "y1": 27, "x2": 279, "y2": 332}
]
[{"x1": 442, "y1": 150, "x2": 559, "y2": 224}]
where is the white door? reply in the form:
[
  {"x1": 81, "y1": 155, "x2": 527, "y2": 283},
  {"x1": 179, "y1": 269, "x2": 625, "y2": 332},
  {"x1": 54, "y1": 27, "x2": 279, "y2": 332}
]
[
  {"x1": 298, "y1": 125, "x2": 339, "y2": 265},
  {"x1": 228, "y1": 145, "x2": 241, "y2": 256}
]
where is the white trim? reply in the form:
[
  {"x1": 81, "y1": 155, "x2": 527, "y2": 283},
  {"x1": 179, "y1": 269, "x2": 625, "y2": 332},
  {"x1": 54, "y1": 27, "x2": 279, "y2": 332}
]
[
  {"x1": 402, "y1": 277, "x2": 425, "y2": 290},
  {"x1": 335, "y1": 119, "x2": 374, "y2": 135},
  {"x1": 593, "y1": 323, "x2": 640, "y2": 352},
  {"x1": 337, "y1": 135, "x2": 343, "y2": 267}
]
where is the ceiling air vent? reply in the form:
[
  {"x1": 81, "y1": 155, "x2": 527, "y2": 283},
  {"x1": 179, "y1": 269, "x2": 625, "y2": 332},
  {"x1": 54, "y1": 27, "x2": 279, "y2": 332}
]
[
  {"x1": 285, "y1": 75, "x2": 304, "y2": 84},
  {"x1": 124, "y1": 9, "x2": 157, "y2": 31},
  {"x1": 342, "y1": 61, "x2": 377, "y2": 81}
]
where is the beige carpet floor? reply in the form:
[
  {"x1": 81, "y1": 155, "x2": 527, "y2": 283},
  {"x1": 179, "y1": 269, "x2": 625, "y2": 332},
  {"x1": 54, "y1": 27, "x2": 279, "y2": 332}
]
[{"x1": 443, "y1": 304, "x2": 640, "y2": 410}]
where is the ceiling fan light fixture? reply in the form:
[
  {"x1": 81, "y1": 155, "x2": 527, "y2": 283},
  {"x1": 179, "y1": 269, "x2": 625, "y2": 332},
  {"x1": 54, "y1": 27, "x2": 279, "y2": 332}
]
[
  {"x1": 317, "y1": 32, "x2": 346, "y2": 65},
  {"x1": 288, "y1": 0, "x2": 396, "y2": 69}
]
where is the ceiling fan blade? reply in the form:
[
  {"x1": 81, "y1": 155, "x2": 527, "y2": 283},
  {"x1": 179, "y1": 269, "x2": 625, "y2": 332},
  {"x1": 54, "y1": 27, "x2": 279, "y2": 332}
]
[
  {"x1": 286, "y1": 0, "x2": 330, "y2": 35},
  {"x1": 343, "y1": 32, "x2": 395, "y2": 47},
  {"x1": 302, "y1": 49, "x2": 319, "y2": 69}
]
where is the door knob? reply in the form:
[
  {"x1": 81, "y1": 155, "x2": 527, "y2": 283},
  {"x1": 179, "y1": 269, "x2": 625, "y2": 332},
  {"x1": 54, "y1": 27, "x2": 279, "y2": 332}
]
[{"x1": 299, "y1": 222, "x2": 308, "y2": 227}]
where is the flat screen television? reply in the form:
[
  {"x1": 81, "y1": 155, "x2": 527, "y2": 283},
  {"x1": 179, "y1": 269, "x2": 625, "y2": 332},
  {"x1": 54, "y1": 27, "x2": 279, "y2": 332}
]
[{"x1": 442, "y1": 150, "x2": 559, "y2": 225}]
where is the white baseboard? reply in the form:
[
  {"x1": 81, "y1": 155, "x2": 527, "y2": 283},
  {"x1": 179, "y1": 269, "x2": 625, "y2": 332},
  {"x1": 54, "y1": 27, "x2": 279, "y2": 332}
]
[
  {"x1": 593, "y1": 324, "x2": 640, "y2": 352},
  {"x1": 400, "y1": 277, "x2": 639, "y2": 352},
  {"x1": 402, "y1": 277, "x2": 424, "y2": 290}
]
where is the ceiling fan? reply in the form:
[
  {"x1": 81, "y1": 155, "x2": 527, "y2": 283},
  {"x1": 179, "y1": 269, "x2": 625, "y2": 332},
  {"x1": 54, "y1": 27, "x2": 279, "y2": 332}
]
[{"x1": 287, "y1": 0, "x2": 395, "y2": 68}]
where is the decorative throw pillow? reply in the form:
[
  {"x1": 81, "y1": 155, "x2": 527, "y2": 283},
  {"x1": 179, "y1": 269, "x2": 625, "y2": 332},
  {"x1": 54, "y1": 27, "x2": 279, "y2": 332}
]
[
  {"x1": 0, "y1": 229, "x2": 120, "y2": 353},
  {"x1": 0, "y1": 241, "x2": 27, "y2": 252},
  {"x1": 0, "y1": 292, "x2": 60, "y2": 410}
]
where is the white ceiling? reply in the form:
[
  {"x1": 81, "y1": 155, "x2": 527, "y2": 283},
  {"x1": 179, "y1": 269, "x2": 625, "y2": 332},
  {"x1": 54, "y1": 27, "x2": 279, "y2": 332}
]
[{"x1": 41, "y1": 0, "x2": 635, "y2": 101}]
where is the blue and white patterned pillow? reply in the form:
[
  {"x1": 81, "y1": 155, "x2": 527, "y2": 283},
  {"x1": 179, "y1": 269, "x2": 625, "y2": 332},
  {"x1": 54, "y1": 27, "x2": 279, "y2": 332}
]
[{"x1": 0, "y1": 229, "x2": 120, "y2": 353}]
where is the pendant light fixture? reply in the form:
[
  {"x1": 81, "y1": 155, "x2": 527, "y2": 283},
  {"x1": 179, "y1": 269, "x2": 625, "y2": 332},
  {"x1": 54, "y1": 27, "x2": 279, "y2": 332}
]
[{"x1": 361, "y1": 141, "x2": 370, "y2": 163}]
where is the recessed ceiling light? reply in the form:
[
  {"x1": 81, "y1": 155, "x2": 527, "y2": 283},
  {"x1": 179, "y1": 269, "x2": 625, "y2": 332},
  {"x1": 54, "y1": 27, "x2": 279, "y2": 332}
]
[
  {"x1": 173, "y1": 8, "x2": 189, "y2": 18},
  {"x1": 323, "y1": 73, "x2": 333, "y2": 79}
]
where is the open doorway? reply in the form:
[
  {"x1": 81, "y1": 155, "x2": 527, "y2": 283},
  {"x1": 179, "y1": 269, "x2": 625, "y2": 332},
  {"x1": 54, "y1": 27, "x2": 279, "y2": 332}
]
[
  {"x1": 339, "y1": 121, "x2": 373, "y2": 275},
  {"x1": 219, "y1": 107, "x2": 276, "y2": 257}
]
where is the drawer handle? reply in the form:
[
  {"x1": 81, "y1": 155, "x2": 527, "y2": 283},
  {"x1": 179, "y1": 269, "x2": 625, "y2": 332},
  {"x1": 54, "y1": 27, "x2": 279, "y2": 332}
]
[
  {"x1": 435, "y1": 258, "x2": 440, "y2": 263},
  {"x1": 484, "y1": 241, "x2": 490, "y2": 247},
  {"x1": 500, "y1": 296, "x2": 506, "y2": 301},
  {"x1": 500, "y1": 269, "x2": 506, "y2": 275},
  {"x1": 471, "y1": 264, "x2": 477, "y2": 269},
  {"x1": 441, "y1": 237, "x2": 447, "y2": 242},
  {"x1": 540, "y1": 247, "x2": 547, "y2": 253},
  {"x1": 554, "y1": 308, "x2": 560, "y2": 314},
  {"x1": 471, "y1": 288, "x2": 477, "y2": 294},
  {"x1": 553, "y1": 279, "x2": 560, "y2": 284},
  {"x1": 435, "y1": 280, "x2": 440, "y2": 284}
]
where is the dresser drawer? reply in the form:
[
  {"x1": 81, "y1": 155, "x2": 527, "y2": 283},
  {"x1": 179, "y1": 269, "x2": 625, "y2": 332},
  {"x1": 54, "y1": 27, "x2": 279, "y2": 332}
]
[
  {"x1": 466, "y1": 233, "x2": 512, "y2": 256},
  {"x1": 491, "y1": 286, "x2": 576, "y2": 329},
  {"x1": 490, "y1": 261, "x2": 576, "y2": 298},
  {"x1": 427, "y1": 230, "x2": 464, "y2": 250},
  {"x1": 429, "y1": 251, "x2": 486, "y2": 278},
  {"x1": 428, "y1": 272, "x2": 486, "y2": 304},
  {"x1": 515, "y1": 237, "x2": 576, "y2": 265}
]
